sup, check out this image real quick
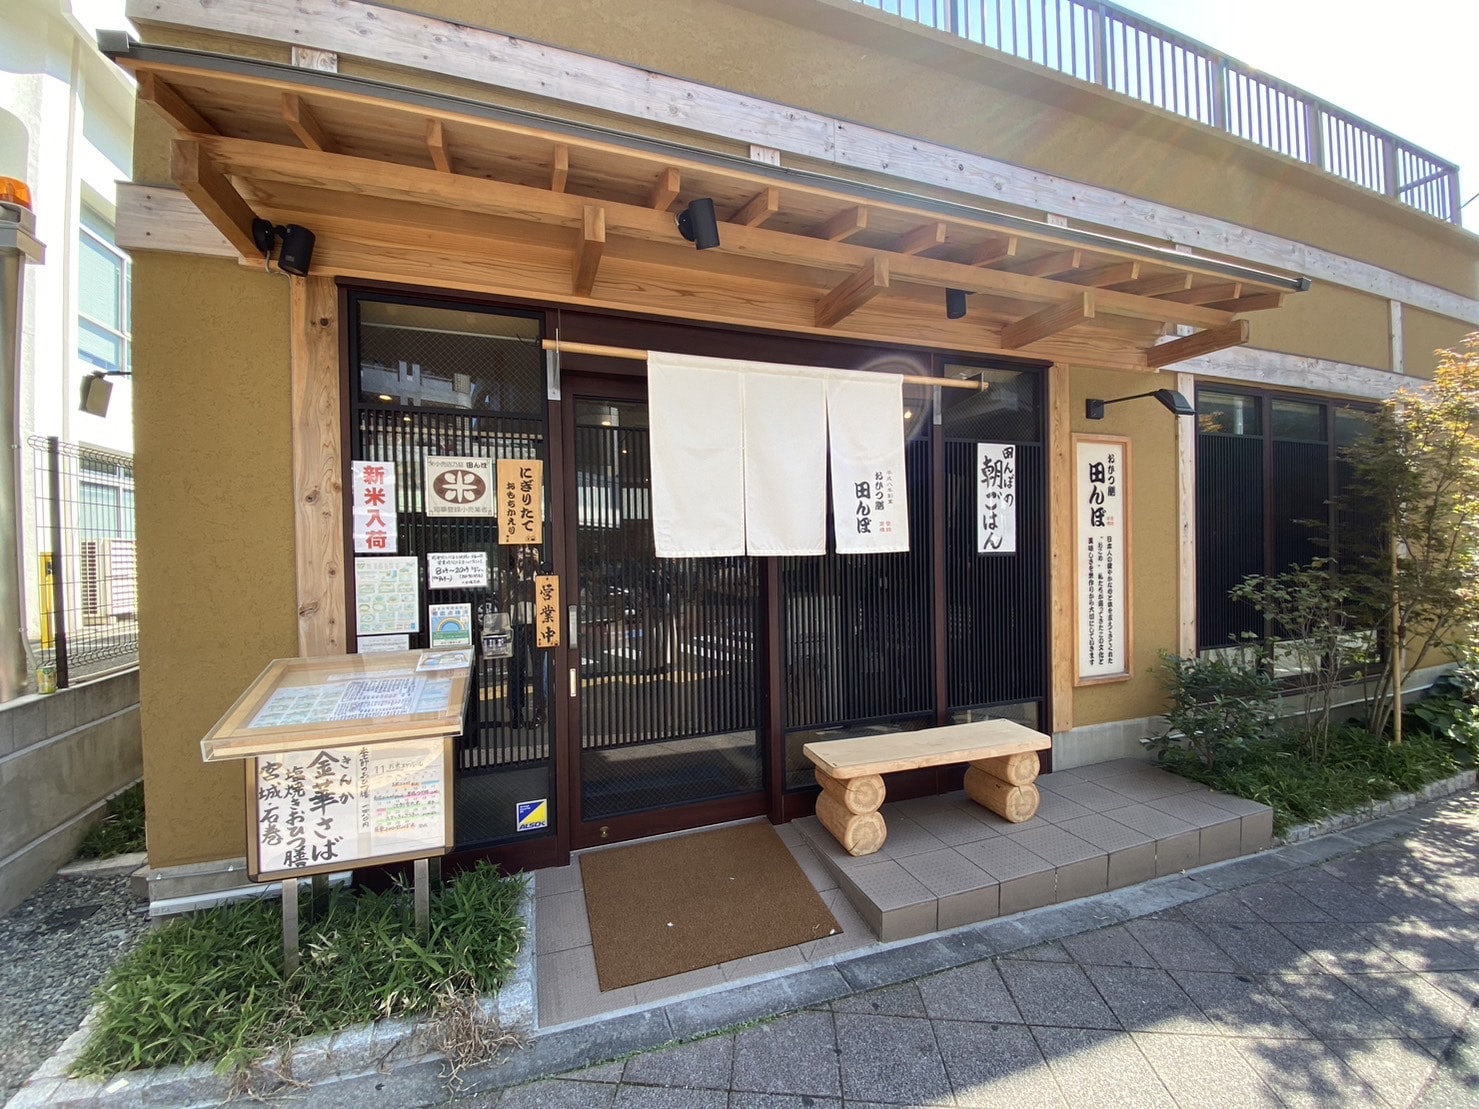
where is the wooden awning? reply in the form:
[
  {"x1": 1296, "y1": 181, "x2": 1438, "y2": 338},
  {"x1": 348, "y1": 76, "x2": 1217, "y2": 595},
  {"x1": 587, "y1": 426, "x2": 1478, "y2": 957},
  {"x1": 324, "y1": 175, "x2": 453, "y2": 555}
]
[{"x1": 106, "y1": 39, "x2": 1309, "y2": 371}]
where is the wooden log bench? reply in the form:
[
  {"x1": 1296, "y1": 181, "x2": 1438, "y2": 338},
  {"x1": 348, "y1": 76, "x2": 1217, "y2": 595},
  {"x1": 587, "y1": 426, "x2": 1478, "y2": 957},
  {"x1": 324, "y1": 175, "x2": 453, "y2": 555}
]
[{"x1": 802, "y1": 719, "x2": 1053, "y2": 857}]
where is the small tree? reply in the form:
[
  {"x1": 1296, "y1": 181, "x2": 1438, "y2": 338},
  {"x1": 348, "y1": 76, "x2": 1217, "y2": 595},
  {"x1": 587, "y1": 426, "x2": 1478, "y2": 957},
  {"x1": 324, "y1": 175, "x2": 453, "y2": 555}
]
[{"x1": 1345, "y1": 335, "x2": 1479, "y2": 740}]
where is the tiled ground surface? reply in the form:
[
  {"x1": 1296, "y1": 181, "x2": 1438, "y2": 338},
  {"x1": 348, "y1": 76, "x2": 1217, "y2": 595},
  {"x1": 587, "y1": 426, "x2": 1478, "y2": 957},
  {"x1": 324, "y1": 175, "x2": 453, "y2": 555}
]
[
  {"x1": 480, "y1": 790, "x2": 1479, "y2": 1107},
  {"x1": 798, "y1": 757, "x2": 1274, "y2": 941},
  {"x1": 534, "y1": 758, "x2": 1272, "y2": 1026}
]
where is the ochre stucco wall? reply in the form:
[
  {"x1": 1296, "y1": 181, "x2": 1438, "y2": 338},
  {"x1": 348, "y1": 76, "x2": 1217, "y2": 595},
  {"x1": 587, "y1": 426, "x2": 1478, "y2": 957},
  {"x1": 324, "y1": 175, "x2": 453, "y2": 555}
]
[
  {"x1": 133, "y1": 251, "x2": 296, "y2": 867},
  {"x1": 1246, "y1": 284, "x2": 1393, "y2": 372},
  {"x1": 1403, "y1": 309, "x2": 1475, "y2": 381}
]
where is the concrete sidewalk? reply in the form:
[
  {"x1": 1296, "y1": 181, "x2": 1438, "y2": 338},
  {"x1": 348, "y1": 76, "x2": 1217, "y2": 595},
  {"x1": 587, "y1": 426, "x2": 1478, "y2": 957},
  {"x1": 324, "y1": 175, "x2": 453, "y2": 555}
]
[{"x1": 469, "y1": 791, "x2": 1479, "y2": 1108}]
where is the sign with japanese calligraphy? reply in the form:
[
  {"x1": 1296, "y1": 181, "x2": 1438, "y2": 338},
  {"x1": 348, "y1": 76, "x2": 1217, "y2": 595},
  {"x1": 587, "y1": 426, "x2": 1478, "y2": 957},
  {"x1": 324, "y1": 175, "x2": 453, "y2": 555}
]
[
  {"x1": 426, "y1": 551, "x2": 489, "y2": 590},
  {"x1": 424, "y1": 456, "x2": 495, "y2": 517},
  {"x1": 354, "y1": 556, "x2": 420, "y2": 635},
  {"x1": 351, "y1": 461, "x2": 397, "y2": 553},
  {"x1": 428, "y1": 603, "x2": 473, "y2": 648},
  {"x1": 1075, "y1": 436, "x2": 1130, "y2": 683},
  {"x1": 247, "y1": 738, "x2": 451, "y2": 881},
  {"x1": 534, "y1": 574, "x2": 561, "y2": 648},
  {"x1": 976, "y1": 443, "x2": 1017, "y2": 554},
  {"x1": 497, "y1": 458, "x2": 544, "y2": 545},
  {"x1": 826, "y1": 374, "x2": 909, "y2": 554}
]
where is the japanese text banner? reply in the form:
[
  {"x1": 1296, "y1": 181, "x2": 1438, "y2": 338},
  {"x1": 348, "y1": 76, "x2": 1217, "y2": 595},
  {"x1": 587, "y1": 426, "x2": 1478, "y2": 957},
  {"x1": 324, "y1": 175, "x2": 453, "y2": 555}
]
[{"x1": 827, "y1": 373, "x2": 909, "y2": 554}]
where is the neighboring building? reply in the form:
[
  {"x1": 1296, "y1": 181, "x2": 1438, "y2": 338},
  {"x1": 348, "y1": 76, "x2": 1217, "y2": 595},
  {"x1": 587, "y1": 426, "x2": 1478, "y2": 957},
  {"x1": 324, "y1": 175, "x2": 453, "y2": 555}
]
[
  {"x1": 0, "y1": 0, "x2": 140, "y2": 912},
  {"x1": 108, "y1": 0, "x2": 1476, "y2": 904}
]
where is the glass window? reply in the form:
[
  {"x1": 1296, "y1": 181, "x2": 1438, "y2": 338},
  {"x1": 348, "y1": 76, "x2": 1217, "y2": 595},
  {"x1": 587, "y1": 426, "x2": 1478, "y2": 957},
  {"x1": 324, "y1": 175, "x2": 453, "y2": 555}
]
[
  {"x1": 1196, "y1": 391, "x2": 1261, "y2": 436},
  {"x1": 78, "y1": 214, "x2": 130, "y2": 376},
  {"x1": 1272, "y1": 399, "x2": 1326, "y2": 442}
]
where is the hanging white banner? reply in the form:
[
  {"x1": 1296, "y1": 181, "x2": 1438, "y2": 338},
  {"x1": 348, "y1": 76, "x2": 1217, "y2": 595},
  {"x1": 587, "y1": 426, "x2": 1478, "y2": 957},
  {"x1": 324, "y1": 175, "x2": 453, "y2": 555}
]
[
  {"x1": 648, "y1": 352, "x2": 746, "y2": 558},
  {"x1": 827, "y1": 374, "x2": 909, "y2": 554},
  {"x1": 976, "y1": 443, "x2": 1017, "y2": 554},
  {"x1": 743, "y1": 371, "x2": 828, "y2": 556}
]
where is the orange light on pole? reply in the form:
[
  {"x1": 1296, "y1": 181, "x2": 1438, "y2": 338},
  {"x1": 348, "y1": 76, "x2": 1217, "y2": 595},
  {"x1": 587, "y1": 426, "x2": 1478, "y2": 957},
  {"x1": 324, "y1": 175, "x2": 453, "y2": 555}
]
[{"x1": 0, "y1": 178, "x2": 32, "y2": 210}]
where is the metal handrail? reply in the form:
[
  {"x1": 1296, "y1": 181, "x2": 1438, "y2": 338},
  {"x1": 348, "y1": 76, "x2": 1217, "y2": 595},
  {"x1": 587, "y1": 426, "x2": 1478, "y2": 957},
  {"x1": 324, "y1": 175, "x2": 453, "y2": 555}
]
[{"x1": 852, "y1": 0, "x2": 1461, "y2": 223}]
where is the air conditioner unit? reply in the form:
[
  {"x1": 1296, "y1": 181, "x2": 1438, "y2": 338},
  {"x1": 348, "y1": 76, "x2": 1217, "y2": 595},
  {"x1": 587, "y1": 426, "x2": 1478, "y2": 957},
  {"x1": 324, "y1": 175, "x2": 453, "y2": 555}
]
[{"x1": 80, "y1": 538, "x2": 137, "y2": 624}]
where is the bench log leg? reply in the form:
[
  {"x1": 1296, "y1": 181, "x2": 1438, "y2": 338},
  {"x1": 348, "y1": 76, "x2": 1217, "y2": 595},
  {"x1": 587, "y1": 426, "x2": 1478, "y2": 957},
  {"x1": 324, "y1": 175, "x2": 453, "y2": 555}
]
[
  {"x1": 972, "y1": 750, "x2": 1041, "y2": 786},
  {"x1": 964, "y1": 765, "x2": 1040, "y2": 823},
  {"x1": 814, "y1": 769, "x2": 887, "y2": 856}
]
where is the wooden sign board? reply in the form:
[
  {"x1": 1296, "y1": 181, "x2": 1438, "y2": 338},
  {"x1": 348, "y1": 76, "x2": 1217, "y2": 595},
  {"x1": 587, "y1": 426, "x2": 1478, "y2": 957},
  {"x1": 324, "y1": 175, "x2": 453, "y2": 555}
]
[
  {"x1": 1073, "y1": 435, "x2": 1132, "y2": 684},
  {"x1": 534, "y1": 574, "x2": 560, "y2": 647},
  {"x1": 497, "y1": 458, "x2": 544, "y2": 545},
  {"x1": 246, "y1": 736, "x2": 453, "y2": 881}
]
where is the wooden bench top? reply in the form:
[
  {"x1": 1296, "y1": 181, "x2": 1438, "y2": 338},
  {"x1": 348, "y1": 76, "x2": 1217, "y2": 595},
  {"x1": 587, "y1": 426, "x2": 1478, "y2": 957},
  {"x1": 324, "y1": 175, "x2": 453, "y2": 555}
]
[{"x1": 803, "y1": 719, "x2": 1051, "y2": 779}]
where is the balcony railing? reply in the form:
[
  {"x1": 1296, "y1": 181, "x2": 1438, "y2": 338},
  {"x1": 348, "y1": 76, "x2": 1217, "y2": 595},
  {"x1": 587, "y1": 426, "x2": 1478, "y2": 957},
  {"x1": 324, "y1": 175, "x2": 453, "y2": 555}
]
[{"x1": 854, "y1": 0, "x2": 1461, "y2": 223}]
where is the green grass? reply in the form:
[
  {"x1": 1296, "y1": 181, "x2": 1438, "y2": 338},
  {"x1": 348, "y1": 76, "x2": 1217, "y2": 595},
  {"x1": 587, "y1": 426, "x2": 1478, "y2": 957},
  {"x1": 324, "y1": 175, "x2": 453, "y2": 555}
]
[
  {"x1": 74, "y1": 783, "x2": 146, "y2": 859},
  {"x1": 71, "y1": 862, "x2": 527, "y2": 1079},
  {"x1": 1158, "y1": 725, "x2": 1468, "y2": 835}
]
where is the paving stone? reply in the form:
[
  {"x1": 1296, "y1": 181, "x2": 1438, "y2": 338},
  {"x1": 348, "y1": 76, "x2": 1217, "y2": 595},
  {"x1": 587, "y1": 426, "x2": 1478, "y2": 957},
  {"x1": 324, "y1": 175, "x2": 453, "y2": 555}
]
[
  {"x1": 1362, "y1": 921, "x2": 1479, "y2": 972},
  {"x1": 834, "y1": 1012, "x2": 953, "y2": 1106},
  {"x1": 1132, "y1": 1031, "x2": 1282, "y2": 1107},
  {"x1": 1180, "y1": 889, "x2": 1262, "y2": 924},
  {"x1": 1273, "y1": 921, "x2": 1408, "y2": 973},
  {"x1": 1339, "y1": 973, "x2": 1475, "y2": 1041},
  {"x1": 1230, "y1": 1037, "x2": 1388, "y2": 1108},
  {"x1": 1260, "y1": 971, "x2": 1407, "y2": 1040},
  {"x1": 1169, "y1": 968, "x2": 1312, "y2": 1039},
  {"x1": 619, "y1": 1034, "x2": 733, "y2": 1090},
  {"x1": 726, "y1": 1095, "x2": 842, "y2": 1109},
  {"x1": 916, "y1": 961, "x2": 1022, "y2": 1023},
  {"x1": 831, "y1": 981, "x2": 927, "y2": 1018},
  {"x1": 997, "y1": 959, "x2": 1120, "y2": 1029},
  {"x1": 499, "y1": 1078, "x2": 619, "y2": 1108},
  {"x1": 932, "y1": 1020, "x2": 1066, "y2": 1108},
  {"x1": 614, "y1": 1085, "x2": 726, "y2": 1109},
  {"x1": 729, "y1": 1010, "x2": 840, "y2": 1099},
  {"x1": 1060, "y1": 923, "x2": 1158, "y2": 968},
  {"x1": 1012, "y1": 939, "x2": 1074, "y2": 961},
  {"x1": 1331, "y1": 1037, "x2": 1444, "y2": 1107},
  {"x1": 1194, "y1": 920, "x2": 1307, "y2": 974},
  {"x1": 1235, "y1": 880, "x2": 1337, "y2": 923},
  {"x1": 1082, "y1": 964, "x2": 1217, "y2": 1033},
  {"x1": 1126, "y1": 917, "x2": 1239, "y2": 972},
  {"x1": 1029, "y1": 1025, "x2": 1176, "y2": 1107}
]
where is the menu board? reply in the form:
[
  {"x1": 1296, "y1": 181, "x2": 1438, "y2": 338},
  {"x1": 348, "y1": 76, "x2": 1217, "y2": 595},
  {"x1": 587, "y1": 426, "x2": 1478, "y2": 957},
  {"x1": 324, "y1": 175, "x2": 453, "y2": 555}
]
[{"x1": 247, "y1": 738, "x2": 451, "y2": 880}]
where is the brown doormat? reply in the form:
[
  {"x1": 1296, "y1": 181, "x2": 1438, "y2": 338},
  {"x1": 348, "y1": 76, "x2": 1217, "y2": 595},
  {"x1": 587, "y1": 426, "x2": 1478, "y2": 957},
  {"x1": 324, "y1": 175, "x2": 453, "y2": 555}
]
[{"x1": 579, "y1": 822, "x2": 842, "y2": 991}]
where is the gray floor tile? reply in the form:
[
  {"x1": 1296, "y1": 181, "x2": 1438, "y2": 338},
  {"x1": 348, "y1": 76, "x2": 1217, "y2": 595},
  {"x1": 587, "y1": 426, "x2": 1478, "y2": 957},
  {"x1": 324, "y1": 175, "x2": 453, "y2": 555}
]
[
  {"x1": 620, "y1": 1033, "x2": 733, "y2": 1089},
  {"x1": 1082, "y1": 964, "x2": 1217, "y2": 1033},
  {"x1": 910, "y1": 800, "x2": 1004, "y2": 847},
  {"x1": 1193, "y1": 920, "x2": 1306, "y2": 973},
  {"x1": 1033, "y1": 791, "x2": 1095, "y2": 824},
  {"x1": 832, "y1": 981, "x2": 927, "y2": 1017},
  {"x1": 956, "y1": 834, "x2": 1054, "y2": 881},
  {"x1": 875, "y1": 814, "x2": 949, "y2": 860},
  {"x1": 727, "y1": 1095, "x2": 842, "y2": 1109},
  {"x1": 614, "y1": 1086, "x2": 726, "y2": 1109},
  {"x1": 499, "y1": 1078, "x2": 618, "y2": 1108},
  {"x1": 536, "y1": 862, "x2": 584, "y2": 898},
  {"x1": 1061, "y1": 923, "x2": 1158, "y2": 968},
  {"x1": 1340, "y1": 972, "x2": 1475, "y2": 1041},
  {"x1": 1102, "y1": 804, "x2": 1197, "y2": 840},
  {"x1": 1331, "y1": 1037, "x2": 1444, "y2": 1108},
  {"x1": 1169, "y1": 969, "x2": 1314, "y2": 1039},
  {"x1": 1133, "y1": 1031, "x2": 1282, "y2": 1108},
  {"x1": 1038, "y1": 777, "x2": 1129, "y2": 812},
  {"x1": 1235, "y1": 879, "x2": 1337, "y2": 923},
  {"x1": 933, "y1": 1020, "x2": 1067, "y2": 1108},
  {"x1": 1260, "y1": 971, "x2": 1407, "y2": 1039},
  {"x1": 1030, "y1": 1025, "x2": 1176, "y2": 1107},
  {"x1": 1013, "y1": 939, "x2": 1074, "y2": 961},
  {"x1": 568, "y1": 1061, "x2": 628, "y2": 1083},
  {"x1": 834, "y1": 1012, "x2": 953, "y2": 1106},
  {"x1": 1230, "y1": 1037, "x2": 1389, "y2": 1107},
  {"x1": 898, "y1": 847, "x2": 993, "y2": 897},
  {"x1": 1363, "y1": 921, "x2": 1479, "y2": 972},
  {"x1": 730, "y1": 1010, "x2": 841, "y2": 1098},
  {"x1": 720, "y1": 946, "x2": 807, "y2": 983},
  {"x1": 1180, "y1": 889, "x2": 1262, "y2": 924},
  {"x1": 1003, "y1": 824, "x2": 1104, "y2": 865},
  {"x1": 997, "y1": 959, "x2": 1120, "y2": 1029},
  {"x1": 1273, "y1": 921, "x2": 1408, "y2": 974},
  {"x1": 538, "y1": 945, "x2": 638, "y2": 1024},
  {"x1": 1126, "y1": 917, "x2": 1239, "y2": 972},
  {"x1": 784, "y1": 841, "x2": 839, "y2": 894},
  {"x1": 1057, "y1": 812, "x2": 1154, "y2": 853},
  {"x1": 917, "y1": 961, "x2": 1022, "y2": 1023}
]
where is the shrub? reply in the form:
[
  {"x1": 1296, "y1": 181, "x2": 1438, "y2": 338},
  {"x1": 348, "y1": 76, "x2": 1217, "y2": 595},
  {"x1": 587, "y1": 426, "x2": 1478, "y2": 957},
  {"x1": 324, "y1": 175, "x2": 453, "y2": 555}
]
[{"x1": 1146, "y1": 648, "x2": 1277, "y2": 770}]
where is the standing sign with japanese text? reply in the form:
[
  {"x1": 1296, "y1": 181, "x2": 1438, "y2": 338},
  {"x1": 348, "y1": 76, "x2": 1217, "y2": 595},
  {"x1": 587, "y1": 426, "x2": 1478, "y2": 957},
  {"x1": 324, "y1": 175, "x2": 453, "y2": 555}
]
[
  {"x1": 424, "y1": 457, "x2": 495, "y2": 517},
  {"x1": 247, "y1": 738, "x2": 451, "y2": 881},
  {"x1": 976, "y1": 444, "x2": 1017, "y2": 554},
  {"x1": 351, "y1": 461, "x2": 397, "y2": 553},
  {"x1": 1074, "y1": 436, "x2": 1131, "y2": 683},
  {"x1": 534, "y1": 574, "x2": 561, "y2": 648},
  {"x1": 497, "y1": 458, "x2": 544, "y2": 546}
]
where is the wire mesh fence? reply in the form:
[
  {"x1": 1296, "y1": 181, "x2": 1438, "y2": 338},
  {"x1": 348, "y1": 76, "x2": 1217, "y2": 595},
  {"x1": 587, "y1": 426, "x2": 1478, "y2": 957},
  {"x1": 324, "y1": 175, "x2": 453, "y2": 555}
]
[{"x1": 29, "y1": 436, "x2": 138, "y2": 688}]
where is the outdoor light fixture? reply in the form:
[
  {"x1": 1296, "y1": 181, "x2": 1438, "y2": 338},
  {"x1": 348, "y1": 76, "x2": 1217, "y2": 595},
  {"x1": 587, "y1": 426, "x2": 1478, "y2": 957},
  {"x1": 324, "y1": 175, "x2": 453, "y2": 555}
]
[
  {"x1": 676, "y1": 197, "x2": 721, "y2": 250},
  {"x1": 251, "y1": 217, "x2": 316, "y2": 276},
  {"x1": 79, "y1": 369, "x2": 130, "y2": 417},
  {"x1": 1085, "y1": 388, "x2": 1195, "y2": 420},
  {"x1": 945, "y1": 288, "x2": 969, "y2": 319}
]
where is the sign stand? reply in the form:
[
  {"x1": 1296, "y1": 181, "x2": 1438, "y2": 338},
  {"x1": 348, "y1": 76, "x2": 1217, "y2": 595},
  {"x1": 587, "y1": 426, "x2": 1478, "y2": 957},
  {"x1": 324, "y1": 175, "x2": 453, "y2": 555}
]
[
  {"x1": 413, "y1": 858, "x2": 431, "y2": 942},
  {"x1": 282, "y1": 878, "x2": 300, "y2": 976}
]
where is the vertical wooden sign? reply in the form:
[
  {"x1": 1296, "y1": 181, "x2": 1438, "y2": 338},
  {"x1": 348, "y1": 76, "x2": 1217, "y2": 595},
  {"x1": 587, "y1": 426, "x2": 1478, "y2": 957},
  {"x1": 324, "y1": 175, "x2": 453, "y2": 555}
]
[
  {"x1": 497, "y1": 459, "x2": 545, "y2": 546},
  {"x1": 534, "y1": 574, "x2": 561, "y2": 648},
  {"x1": 1073, "y1": 435, "x2": 1132, "y2": 684}
]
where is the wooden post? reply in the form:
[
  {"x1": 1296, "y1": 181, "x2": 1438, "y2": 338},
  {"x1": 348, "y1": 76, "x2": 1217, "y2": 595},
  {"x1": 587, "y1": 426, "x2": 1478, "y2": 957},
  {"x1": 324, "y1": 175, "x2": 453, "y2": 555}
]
[
  {"x1": 281, "y1": 878, "x2": 300, "y2": 976},
  {"x1": 964, "y1": 767, "x2": 1040, "y2": 823},
  {"x1": 814, "y1": 769, "x2": 885, "y2": 814},
  {"x1": 815, "y1": 793, "x2": 886, "y2": 856}
]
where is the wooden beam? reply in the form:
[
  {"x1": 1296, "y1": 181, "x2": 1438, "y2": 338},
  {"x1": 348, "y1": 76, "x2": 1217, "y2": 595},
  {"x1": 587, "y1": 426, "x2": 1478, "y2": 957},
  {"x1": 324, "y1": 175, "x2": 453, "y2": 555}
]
[
  {"x1": 963, "y1": 235, "x2": 1017, "y2": 267},
  {"x1": 291, "y1": 276, "x2": 345, "y2": 657},
  {"x1": 282, "y1": 93, "x2": 334, "y2": 153},
  {"x1": 1048, "y1": 362, "x2": 1073, "y2": 734},
  {"x1": 1001, "y1": 291, "x2": 1094, "y2": 349},
  {"x1": 1112, "y1": 273, "x2": 1193, "y2": 297},
  {"x1": 1002, "y1": 248, "x2": 1083, "y2": 278},
  {"x1": 425, "y1": 118, "x2": 451, "y2": 172},
  {"x1": 550, "y1": 144, "x2": 569, "y2": 193},
  {"x1": 115, "y1": 182, "x2": 236, "y2": 257},
  {"x1": 137, "y1": 72, "x2": 216, "y2": 135},
  {"x1": 572, "y1": 205, "x2": 605, "y2": 297},
  {"x1": 1145, "y1": 320, "x2": 1250, "y2": 368},
  {"x1": 169, "y1": 139, "x2": 258, "y2": 258},
  {"x1": 1207, "y1": 291, "x2": 1286, "y2": 313},
  {"x1": 1161, "y1": 282, "x2": 1242, "y2": 305},
  {"x1": 732, "y1": 187, "x2": 779, "y2": 228},
  {"x1": 817, "y1": 206, "x2": 868, "y2": 242},
  {"x1": 1064, "y1": 262, "x2": 1139, "y2": 288},
  {"x1": 816, "y1": 257, "x2": 889, "y2": 328},
  {"x1": 1176, "y1": 369, "x2": 1197, "y2": 658},
  {"x1": 649, "y1": 167, "x2": 681, "y2": 211},
  {"x1": 889, "y1": 221, "x2": 947, "y2": 256}
]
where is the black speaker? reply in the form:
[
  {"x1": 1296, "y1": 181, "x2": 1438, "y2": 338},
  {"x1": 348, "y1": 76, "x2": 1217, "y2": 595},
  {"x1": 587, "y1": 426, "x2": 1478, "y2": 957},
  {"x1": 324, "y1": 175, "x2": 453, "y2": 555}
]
[
  {"x1": 676, "y1": 197, "x2": 721, "y2": 250},
  {"x1": 946, "y1": 288, "x2": 968, "y2": 319},
  {"x1": 278, "y1": 225, "x2": 316, "y2": 277}
]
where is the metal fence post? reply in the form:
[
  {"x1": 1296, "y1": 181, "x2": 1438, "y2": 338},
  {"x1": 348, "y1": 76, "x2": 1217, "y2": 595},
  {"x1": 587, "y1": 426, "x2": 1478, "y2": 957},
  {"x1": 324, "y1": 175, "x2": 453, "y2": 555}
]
[{"x1": 46, "y1": 436, "x2": 69, "y2": 689}]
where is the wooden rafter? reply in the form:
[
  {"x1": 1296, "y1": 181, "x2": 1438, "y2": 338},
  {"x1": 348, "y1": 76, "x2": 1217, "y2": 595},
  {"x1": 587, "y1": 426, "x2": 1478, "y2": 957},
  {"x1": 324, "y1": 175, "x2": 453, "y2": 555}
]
[
  {"x1": 1064, "y1": 262, "x2": 1139, "y2": 288},
  {"x1": 732, "y1": 187, "x2": 779, "y2": 228},
  {"x1": 572, "y1": 205, "x2": 605, "y2": 297},
  {"x1": 425, "y1": 118, "x2": 451, "y2": 173},
  {"x1": 1162, "y1": 282, "x2": 1242, "y2": 305},
  {"x1": 890, "y1": 221, "x2": 947, "y2": 256},
  {"x1": 550, "y1": 144, "x2": 569, "y2": 193},
  {"x1": 963, "y1": 235, "x2": 1017, "y2": 267},
  {"x1": 138, "y1": 72, "x2": 217, "y2": 135},
  {"x1": 1208, "y1": 292, "x2": 1286, "y2": 313},
  {"x1": 1145, "y1": 320, "x2": 1250, "y2": 368},
  {"x1": 1002, "y1": 249, "x2": 1082, "y2": 278},
  {"x1": 282, "y1": 93, "x2": 334, "y2": 153},
  {"x1": 816, "y1": 258, "x2": 889, "y2": 327},
  {"x1": 1113, "y1": 273, "x2": 1193, "y2": 297},
  {"x1": 817, "y1": 206, "x2": 867, "y2": 242},
  {"x1": 1000, "y1": 291, "x2": 1094, "y2": 349},
  {"x1": 169, "y1": 139, "x2": 257, "y2": 258},
  {"x1": 649, "y1": 167, "x2": 681, "y2": 212}
]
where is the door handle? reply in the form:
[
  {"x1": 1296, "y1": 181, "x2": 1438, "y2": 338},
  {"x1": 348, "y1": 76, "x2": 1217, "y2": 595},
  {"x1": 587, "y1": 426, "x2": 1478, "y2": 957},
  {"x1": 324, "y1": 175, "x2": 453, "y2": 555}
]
[
  {"x1": 569, "y1": 667, "x2": 578, "y2": 698},
  {"x1": 568, "y1": 604, "x2": 578, "y2": 642}
]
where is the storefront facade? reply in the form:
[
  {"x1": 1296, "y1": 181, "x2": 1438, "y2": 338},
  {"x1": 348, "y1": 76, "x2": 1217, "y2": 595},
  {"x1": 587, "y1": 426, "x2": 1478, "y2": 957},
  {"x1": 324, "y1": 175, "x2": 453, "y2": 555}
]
[{"x1": 111, "y1": 0, "x2": 1479, "y2": 893}]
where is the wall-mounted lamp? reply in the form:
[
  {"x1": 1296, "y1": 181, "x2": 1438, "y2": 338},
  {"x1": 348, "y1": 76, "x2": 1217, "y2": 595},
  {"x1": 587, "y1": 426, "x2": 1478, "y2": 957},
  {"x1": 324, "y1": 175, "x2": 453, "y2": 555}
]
[
  {"x1": 1085, "y1": 388, "x2": 1194, "y2": 420},
  {"x1": 251, "y1": 217, "x2": 316, "y2": 276},
  {"x1": 676, "y1": 197, "x2": 721, "y2": 250},
  {"x1": 945, "y1": 288, "x2": 969, "y2": 319},
  {"x1": 79, "y1": 369, "x2": 130, "y2": 417}
]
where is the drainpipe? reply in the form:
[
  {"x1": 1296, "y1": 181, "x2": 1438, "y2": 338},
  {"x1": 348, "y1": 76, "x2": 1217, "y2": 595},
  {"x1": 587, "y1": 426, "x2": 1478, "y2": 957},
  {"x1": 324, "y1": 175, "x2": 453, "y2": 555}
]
[{"x1": 0, "y1": 191, "x2": 46, "y2": 702}]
